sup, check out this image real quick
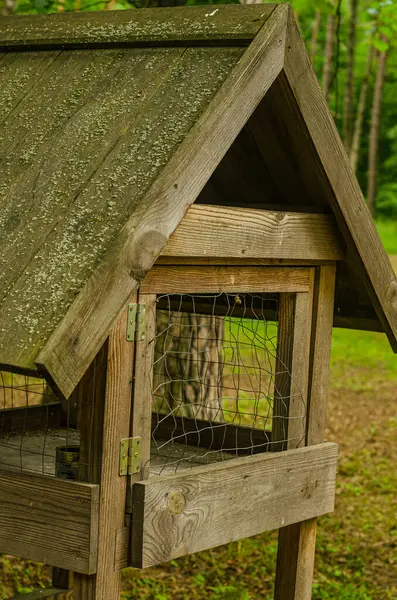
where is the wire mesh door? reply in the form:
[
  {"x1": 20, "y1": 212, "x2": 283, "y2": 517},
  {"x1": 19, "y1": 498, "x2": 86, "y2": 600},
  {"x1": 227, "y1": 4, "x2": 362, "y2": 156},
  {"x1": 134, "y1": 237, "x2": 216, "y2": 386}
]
[{"x1": 137, "y1": 266, "x2": 314, "y2": 479}]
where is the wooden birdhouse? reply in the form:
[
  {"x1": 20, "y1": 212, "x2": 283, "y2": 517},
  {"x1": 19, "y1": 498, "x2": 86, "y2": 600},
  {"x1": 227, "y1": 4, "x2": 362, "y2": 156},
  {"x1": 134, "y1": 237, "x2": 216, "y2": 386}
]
[{"x1": 0, "y1": 4, "x2": 396, "y2": 600}]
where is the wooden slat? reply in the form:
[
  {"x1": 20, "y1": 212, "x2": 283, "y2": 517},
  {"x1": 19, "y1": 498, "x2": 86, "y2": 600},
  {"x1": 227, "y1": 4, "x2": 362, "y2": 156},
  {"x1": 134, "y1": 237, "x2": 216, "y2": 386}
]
[
  {"x1": 283, "y1": 7, "x2": 397, "y2": 349},
  {"x1": 140, "y1": 266, "x2": 311, "y2": 295},
  {"x1": 36, "y1": 5, "x2": 289, "y2": 400},
  {"x1": 307, "y1": 265, "x2": 336, "y2": 445},
  {"x1": 131, "y1": 442, "x2": 338, "y2": 568},
  {"x1": 10, "y1": 588, "x2": 72, "y2": 599},
  {"x1": 0, "y1": 469, "x2": 99, "y2": 574},
  {"x1": 0, "y1": 5, "x2": 275, "y2": 49},
  {"x1": 161, "y1": 205, "x2": 343, "y2": 261}
]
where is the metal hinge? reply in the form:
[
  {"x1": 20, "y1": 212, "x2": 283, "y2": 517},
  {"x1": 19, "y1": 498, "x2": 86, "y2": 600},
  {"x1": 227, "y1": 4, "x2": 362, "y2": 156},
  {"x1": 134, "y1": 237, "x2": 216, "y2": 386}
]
[
  {"x1": 119, "y1": 437, "x2": 141, "y2": 476},
  {"x1": 126, "y1": 303, "x2": 146, "y2": 342}
]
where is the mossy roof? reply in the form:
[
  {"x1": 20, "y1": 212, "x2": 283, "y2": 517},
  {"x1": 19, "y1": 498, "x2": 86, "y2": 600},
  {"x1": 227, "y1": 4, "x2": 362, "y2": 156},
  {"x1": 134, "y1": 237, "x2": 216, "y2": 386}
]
[{"x1": 0, "y1": 4, "x2": 395, "y2": 398}]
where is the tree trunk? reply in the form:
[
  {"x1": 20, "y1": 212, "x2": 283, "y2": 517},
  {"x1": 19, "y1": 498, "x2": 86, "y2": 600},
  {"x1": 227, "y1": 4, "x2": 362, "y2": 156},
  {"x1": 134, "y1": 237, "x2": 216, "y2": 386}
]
[
  {"x1": 322, "y1": 13, "x2": 336, "y2": 102},
  {"x1": 350, "y1": 42, "x2": 374, "y2": 172},
  {"x1": 1, "y1": 0, "x2": 16, "y2": 16},
  {"x1": 310, "y1": 10, "x2": 321, "y2": 64},
  {"x1": 367, "y1": 39, "x2": 388, "y2": 216},
  {"x1": 154, "y1": 311, "x2": 224, "y2": 422},
  {"x1": 343, "y1": 0, "x2": 358, "y2": 154}
]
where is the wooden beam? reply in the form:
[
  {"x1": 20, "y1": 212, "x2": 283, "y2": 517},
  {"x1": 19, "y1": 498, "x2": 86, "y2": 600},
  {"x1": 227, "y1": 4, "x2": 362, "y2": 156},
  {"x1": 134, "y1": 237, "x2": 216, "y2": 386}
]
[
  {"x1": 140, "y1": 266, "x2": 312, "y2": 295},
  {"x1": 0, "y1": 5, "x2": 275, "y2": 49},
  {"x1": 161, "y1": 205, "x2": 344, "y2": 261},
  {"x1": 36, "y1": 4, "x2": 289, "y2": 400},
  {"x1": 131, "y1": 442, "x2": 337, "y2": 568},
  {"x1": 0, "y1": 468, "x2": 99, "y2": 574},
  {"x1": 93, "y1": 295, "x2": 136, "y2": 600}
]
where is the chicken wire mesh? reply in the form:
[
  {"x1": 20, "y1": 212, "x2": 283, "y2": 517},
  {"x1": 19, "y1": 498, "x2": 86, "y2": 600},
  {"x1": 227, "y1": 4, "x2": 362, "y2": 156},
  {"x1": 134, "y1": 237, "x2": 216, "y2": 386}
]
[
  {"x1": 148, "y1": 293, "x2": 306, "y2": 476},
  {"x1": 0, "y1": 370, "x2": 87, "y2": 479}
]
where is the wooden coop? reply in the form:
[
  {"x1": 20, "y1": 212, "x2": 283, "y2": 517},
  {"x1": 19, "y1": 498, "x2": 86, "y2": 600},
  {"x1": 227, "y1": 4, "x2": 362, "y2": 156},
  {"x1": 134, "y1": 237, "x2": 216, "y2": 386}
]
[{"x1": 0, "y1": 4, "x2": 396, "y2": 600}]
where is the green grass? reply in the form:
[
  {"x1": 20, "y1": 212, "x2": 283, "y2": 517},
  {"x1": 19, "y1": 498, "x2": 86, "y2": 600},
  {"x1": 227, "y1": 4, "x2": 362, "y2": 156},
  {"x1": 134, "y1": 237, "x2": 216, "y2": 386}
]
[{"x1": 376, "y1": 219, "x2": 397, "y2": 254}]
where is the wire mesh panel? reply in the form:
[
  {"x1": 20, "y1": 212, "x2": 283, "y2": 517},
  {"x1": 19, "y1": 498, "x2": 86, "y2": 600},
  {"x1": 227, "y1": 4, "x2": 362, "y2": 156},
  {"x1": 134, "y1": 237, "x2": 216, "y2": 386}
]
[
  {"x1": 0, "y1": 368, "x2": 93, "y2": 478},
  {"x1": 148, "y1": 293, "x2": 306, "y2": 476}
]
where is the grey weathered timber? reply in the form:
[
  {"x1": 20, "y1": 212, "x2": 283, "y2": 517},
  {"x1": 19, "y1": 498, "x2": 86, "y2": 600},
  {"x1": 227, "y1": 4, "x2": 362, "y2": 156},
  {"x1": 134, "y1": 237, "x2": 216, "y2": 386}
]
[
  {"x1": 0, "y1": 44, "x2": 244, "y2": 378},
  {"x1": 0, "y1": 469, "x2": 99, "y2": 573},
  {"x1": 140, "y1": 266, "x2": 312, "y2": 294},
  {"x1": 0, "y1": 5, "x2": 276, "y2": 49},
  {"x1": 161, "y1": 205, "x2": 344, "y2": 261},
  {"x1": 35, "y1": 5, "x2": 289, "y2": 398},
  {"x1": 131, "y1": 442, "x2": 338, "y2": 568}
]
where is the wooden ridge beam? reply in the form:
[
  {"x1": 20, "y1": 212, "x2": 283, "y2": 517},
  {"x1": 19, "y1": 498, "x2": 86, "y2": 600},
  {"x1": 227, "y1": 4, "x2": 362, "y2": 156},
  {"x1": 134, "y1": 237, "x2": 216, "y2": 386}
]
[
  {"x1": 0, "y1": 5, "x2": 275, "y2": 50},
  {"x1": 161, "y1": 205, "x2": 344, "y2": 262}
]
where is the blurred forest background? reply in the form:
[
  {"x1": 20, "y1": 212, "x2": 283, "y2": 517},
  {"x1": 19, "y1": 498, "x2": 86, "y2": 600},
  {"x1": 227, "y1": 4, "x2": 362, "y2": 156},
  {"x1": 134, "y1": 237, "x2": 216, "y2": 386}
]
[{"x1": 2, "y1": 0, "x2": 397, "y2": 224}]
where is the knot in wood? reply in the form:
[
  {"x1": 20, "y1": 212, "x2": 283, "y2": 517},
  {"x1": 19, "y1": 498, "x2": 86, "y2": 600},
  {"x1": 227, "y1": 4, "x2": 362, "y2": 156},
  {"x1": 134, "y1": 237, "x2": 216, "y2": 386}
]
[{"x1": 167, "y1": 491, "x2": 186, "y2": 515}]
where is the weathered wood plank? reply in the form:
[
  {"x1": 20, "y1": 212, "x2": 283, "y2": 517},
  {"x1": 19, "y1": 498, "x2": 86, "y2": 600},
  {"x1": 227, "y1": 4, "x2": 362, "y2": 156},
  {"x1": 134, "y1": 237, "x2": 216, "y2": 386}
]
[
  {"x1": 0, "y1": 469, "x2": 99, "y2": 573},
  {"x1": 131, "y1": 442, "x2": 338, "y2": 568},
  {"x1": 0, "y1": 5, "x2": 275, "y2": 49},
  {"x1": 283, "y1": 7, "x2": 397, "y2": 349},
  {"x1": 140, "y1": 266, "x2": 311, "y2": 295},
  {"x1": 161, "y1": 205, "x2": 344, "y2": 261},
  {"x1": 94, "y1": 296, "x2": 136, "y2": 599},
  {"x1": 0, "y1": 51, "x2": 59, "y2": 126},
  {"x1": 10, "y1": 588, "x2": 72, "y2": 599},
  {"x1": 36, "y1": 5, "x2": 289, "y2": 399},
  {"x1": 0, "y1": 46, "x2": 186, "y2": 372}
]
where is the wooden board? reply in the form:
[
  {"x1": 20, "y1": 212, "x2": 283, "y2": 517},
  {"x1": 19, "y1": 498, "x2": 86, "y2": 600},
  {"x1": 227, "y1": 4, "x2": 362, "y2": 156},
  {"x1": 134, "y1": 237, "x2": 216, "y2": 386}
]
[
  {"x1": 35, "y1": 5, "x2": 289, "y2": 399},
  {"x1": 161, "y1": 205, "x2": 344, "y2": 261},
  {"x1": 140, "y1": 266, "x2": 312, "y2": 294},
  {"x1": 0, "y1": 401, "x2": 63, "y2": 434},
  {"x1": 0, "y1": 5, "x2": 275, "y2": 49},
  {"x1": 131, "y1": 442, "x2": 337, "y2": 568},
  {"x1": 0, "y1": 468, "x2": 99, "y2": 573}
]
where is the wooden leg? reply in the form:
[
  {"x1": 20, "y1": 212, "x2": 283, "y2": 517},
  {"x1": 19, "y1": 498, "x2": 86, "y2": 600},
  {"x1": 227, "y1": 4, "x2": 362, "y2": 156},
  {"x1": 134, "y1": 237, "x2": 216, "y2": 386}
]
[
  {"x1": 275, "y1": 520, "x2": 317, "y2": 600},
  {"x1": 274, "y1": 266, "x2": 336, "y2": 600},
  {"x1": 54, "y1": 297, "x2": 136, "y2": 600}
]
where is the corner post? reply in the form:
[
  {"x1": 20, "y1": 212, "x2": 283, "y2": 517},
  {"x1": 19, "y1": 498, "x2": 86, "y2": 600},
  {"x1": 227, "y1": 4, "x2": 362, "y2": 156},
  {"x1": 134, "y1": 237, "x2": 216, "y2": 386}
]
[{"x1": 274, "y1": 265, "x2": 336, "y2": 600}]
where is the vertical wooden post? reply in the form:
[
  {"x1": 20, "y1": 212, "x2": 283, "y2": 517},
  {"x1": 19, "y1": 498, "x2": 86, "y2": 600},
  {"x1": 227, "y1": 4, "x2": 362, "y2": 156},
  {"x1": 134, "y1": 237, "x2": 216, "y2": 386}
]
[
  {"x1": 129, "y1": 293, "x2": 157, "y2": 564},
  {"x1": 274, "y1": 265, "x2": 336, "y2": 600},
  {"x1": 54, "y1": 295, "x2": 137, "y2": 600}
]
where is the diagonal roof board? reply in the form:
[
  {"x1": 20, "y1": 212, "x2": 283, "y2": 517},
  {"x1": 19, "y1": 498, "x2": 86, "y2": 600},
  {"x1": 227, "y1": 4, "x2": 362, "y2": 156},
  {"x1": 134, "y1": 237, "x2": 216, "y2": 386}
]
[{"x1": 0, "y1": 4, "x2": 395, "y2": 400}]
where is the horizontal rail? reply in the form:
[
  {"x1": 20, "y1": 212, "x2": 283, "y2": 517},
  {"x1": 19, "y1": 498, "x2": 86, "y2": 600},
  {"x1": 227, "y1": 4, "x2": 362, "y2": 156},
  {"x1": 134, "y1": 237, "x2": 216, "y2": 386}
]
[
  {"x1": 161, "y1": 205, "x2": 344, "y2": 261},
  {"x1": 140, "y1": 266, "x2": 313, "y2": 294},
  {"x1": 131, "y1": 442, "x2": 338, "y2": 568},
  {"x1": 0, "y1": 468, "x2": 99, "y2": 574}
]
